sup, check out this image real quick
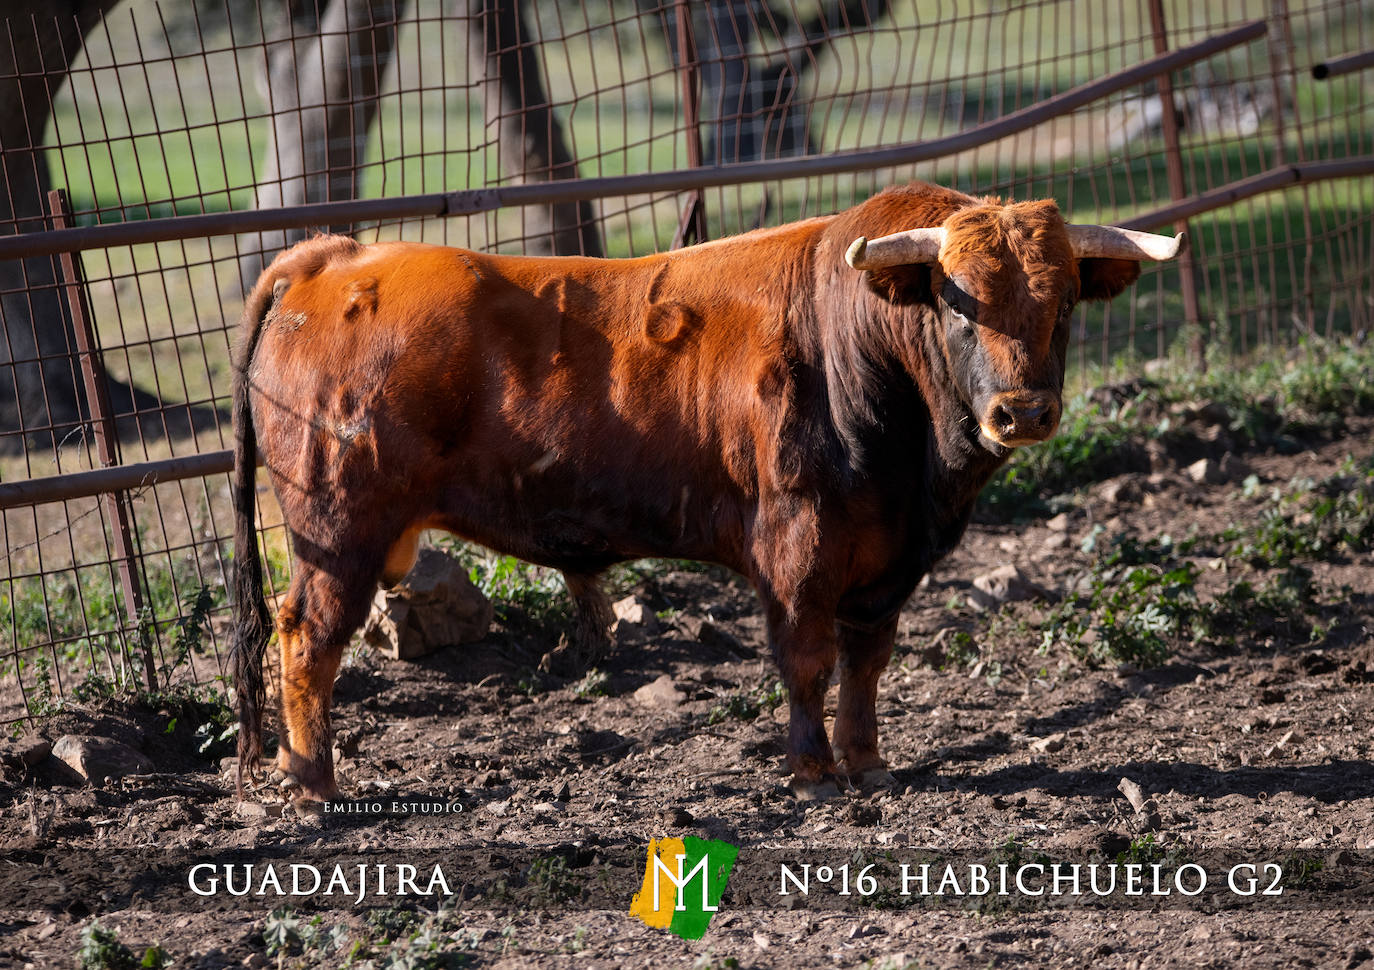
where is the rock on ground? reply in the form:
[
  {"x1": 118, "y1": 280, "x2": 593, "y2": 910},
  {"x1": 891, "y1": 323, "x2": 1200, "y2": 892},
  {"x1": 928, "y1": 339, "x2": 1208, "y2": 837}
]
[
  {"x1": 611, "y1": 594, "x2": 659, "y2": 641},
  {"x1": 967, "y1": 564, "x2": 1056, "y2": 611},
  {"x1": 632, "y1": 674, "x2": 686, "y2": 709},
  {"x1": 0, "y1": 738, "x2": 51, "y2": 771},
  {"x1": 51, "y1": 735, "x2": 152, "y2": 783},
  {"x1": 364, "y1": 549, "x2": 493, "y2": 660}
]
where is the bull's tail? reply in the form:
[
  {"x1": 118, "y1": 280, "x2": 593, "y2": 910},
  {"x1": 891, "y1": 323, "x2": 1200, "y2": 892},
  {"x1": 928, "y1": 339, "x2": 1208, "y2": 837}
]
[{"x1": 229, "y1": 273, "x2": 280, "y2": 798}]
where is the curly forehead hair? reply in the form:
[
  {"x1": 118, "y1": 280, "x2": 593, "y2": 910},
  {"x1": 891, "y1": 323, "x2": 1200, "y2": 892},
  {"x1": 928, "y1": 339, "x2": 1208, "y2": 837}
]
[{"x1": 937, "y1": 200, "x2": 1077, "y2": 379}]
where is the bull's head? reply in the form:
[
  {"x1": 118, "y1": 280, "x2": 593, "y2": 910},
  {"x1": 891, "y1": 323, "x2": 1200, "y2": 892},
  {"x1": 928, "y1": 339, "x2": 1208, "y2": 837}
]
[{"x1": 846, "y1": 201, "x2": 1183, "y2": 455}]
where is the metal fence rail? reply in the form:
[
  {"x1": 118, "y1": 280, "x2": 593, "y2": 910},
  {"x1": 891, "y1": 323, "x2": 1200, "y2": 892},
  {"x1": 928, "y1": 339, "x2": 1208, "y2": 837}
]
[{"x1": 1, "y1": 0, "x2": 1370, "y2": 722}]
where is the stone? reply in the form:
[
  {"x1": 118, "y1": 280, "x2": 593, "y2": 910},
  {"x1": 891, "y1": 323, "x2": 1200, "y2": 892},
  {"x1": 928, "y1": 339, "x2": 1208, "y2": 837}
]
[
  {"x1": 235, "y1": 801, "x2": 282, "y2": 821},
  {"x1": 0, "y1": 737, "x2": 51, "y2": 771},
  {"x1": 966, "y1": 565, "x2": 1055, "y2": 611},
  {"x1": 611, "y1": 594, "x2": 658, "y2": 642},
  {"x1": 612, "y1": 595, "x2": 658, "y2": 632},
  {"x1": 51, "y1": 735, "x2": 152, "y2": 783},
  {"x1": 334, "y1": 729, "x2": 363, "y2": 759},
  {"x1": 1045, "y1": 512, "x2": 1071, "y2": 532},
  {"x1": 1186, "y1": 457, "x2": 1227, "y2": 485},
  {"x1": 633, "y1": 674, "x2": 685, "y2": 709},
  {"x1": 364, "y1": 549, "x2": 493, "y2": 660},
  {"x1": 1029, "y1": 733, "x2": 1066, "y2": 753},
  {"x1": 1099, "y1": 475, "x2": 1144, "y2": 505}
]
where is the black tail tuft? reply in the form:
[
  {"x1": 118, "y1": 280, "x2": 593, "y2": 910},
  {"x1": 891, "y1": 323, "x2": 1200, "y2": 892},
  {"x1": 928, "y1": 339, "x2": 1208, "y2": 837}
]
[{"x1": 228, "y1": 274, "x2": 279, "y2": 797}]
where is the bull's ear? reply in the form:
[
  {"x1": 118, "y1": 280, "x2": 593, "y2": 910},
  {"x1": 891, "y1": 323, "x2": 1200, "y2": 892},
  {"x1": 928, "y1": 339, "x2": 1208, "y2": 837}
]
[
  {"x1": 1077, "y1": 257, "x2": 1142, "y2": 301},
  {"x1": 863, "y1": 263, "x2": 933, "y2": 307}
]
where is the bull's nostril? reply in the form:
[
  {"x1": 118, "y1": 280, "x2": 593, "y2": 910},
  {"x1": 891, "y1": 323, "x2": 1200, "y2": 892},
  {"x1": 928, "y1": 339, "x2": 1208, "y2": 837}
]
[{"x1": 986, "y1": 395, "x2": 1060, "y2": 441}]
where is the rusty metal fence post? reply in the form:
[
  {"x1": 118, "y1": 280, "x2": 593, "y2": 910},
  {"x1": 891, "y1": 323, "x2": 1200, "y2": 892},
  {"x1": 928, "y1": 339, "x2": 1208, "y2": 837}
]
[
  {"x1": 671, "y1": 0, "x2": 708, "y2": 250},
  {"x1": 46, "y1": 188, "x2": 155, "y2": 693},
  {"x1": 1146, "y1": 0, "x2": 1206, "y2": 369}
]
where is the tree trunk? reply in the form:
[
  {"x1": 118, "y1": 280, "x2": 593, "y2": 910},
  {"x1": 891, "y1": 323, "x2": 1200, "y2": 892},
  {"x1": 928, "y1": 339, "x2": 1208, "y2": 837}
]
[
  {"x1": 0, "y1": 0, "x2": 120, "y2": 446},
  {"x1": 237, "y1": 0, "x2": 405, "y2": 292},
  {"x1": 467, "y1": 0, "x2": 602, "y2": 257},
  {"x1": 663, "y1": 0, "x2": 890, "y2": 164}
]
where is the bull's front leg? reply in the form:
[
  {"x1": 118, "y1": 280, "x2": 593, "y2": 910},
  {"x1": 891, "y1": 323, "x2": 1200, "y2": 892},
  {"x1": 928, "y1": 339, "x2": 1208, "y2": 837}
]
[
  {"x1": 764, "y1": 601, "x2": 843, "y2": 800},
  {"x1": 833, "y1": 615, "x2": 898, "y2": 789}
]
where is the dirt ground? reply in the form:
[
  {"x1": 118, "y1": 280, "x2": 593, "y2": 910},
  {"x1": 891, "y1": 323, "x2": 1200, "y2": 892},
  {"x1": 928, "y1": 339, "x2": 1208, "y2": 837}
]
[{"x1": 3, "y1": 416, "x2": 1373, "y2": 969}]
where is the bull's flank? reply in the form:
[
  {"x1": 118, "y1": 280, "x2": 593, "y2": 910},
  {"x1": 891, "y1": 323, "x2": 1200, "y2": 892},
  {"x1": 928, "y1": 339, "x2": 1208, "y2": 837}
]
[{"x1": 230, "y1": 181, "x2": 1181, "y2": 802}]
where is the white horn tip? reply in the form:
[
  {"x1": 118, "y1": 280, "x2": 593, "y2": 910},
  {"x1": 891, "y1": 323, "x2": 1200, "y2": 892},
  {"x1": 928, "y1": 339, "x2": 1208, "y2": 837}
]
[{"x1": 845, "y1": 236, "x2": 869, "y2": 269}]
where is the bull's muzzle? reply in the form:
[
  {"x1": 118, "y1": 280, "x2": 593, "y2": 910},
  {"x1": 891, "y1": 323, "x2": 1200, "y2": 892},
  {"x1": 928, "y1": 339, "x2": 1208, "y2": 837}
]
[{"x1": 979, "y1": 391, "x2": 1062, "y2": 448}]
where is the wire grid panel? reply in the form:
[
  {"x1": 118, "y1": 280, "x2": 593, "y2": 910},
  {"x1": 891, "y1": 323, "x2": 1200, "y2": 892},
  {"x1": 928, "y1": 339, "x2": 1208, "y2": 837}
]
[{"x1": 0, "y1": 0, "x2": 1371, "y2": 720}]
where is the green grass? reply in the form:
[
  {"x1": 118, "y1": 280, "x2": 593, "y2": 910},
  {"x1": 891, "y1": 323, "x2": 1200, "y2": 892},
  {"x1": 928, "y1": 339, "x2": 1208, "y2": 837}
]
[
  {"x1": 980, "y1": 399, "x2": 1144, "y2": 518},
  {"x1": 982, "y1": 337, "x2": 1374, "y2": 519},
  {"x1": 77, "y1": 920, "x2": 170, "y2": 970},
  {"x1": 1016, "y1": 352, "x2": 1374, "y2": 672},
  {"x1": 572, "y1": 668, "x2": 610, "y2": 698},
  {"x1": 1040, "y1": 558, "x2": 1207, "y2": 668},
  {"x1": 452, "y1": 547, "x2": 571, "y2": 628},
  {"x1": 706, "y1": 678, "x2": 786, "y2": 725},
  {"x1": 1034, "y1": 455, "x2": 1368, "y2": 670},
  {"x1": 2, "y1": 525, "x2": 289, "y2": 724},
  {"x1": 1220, "y1": 455, "x2": 1374, "y2": 567}
]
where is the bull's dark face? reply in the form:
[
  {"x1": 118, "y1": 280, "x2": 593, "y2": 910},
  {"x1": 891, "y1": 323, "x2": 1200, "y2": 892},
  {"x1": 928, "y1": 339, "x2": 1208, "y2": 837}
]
[{"x1": 929, "y1": 201, "x2": 1137, "y2": 455}]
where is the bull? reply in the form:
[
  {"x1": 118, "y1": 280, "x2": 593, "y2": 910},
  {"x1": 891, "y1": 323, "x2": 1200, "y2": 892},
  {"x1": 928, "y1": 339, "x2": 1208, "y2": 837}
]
[{"x1": 230, "y1": 181, "x2": 1182, "y2": 801}]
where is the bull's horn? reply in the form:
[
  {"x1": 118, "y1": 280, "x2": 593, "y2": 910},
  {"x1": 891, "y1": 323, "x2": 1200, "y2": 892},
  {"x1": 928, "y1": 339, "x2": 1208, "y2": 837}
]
[
  {"x1": 845, "y1": 227, "x2": 946, "y2": 270},
  {"x1": 1067, "y1": 225, "x2": 1186, "y2": 261}
]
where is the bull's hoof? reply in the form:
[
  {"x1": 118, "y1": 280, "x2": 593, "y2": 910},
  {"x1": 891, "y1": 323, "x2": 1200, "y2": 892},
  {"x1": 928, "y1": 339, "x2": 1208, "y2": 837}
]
[
  {"x1": 848, "y1": 767, "x2": 898, "y2": 791},
  {"x1": 790, "y1": 776, "x2": 843, "y2": 801},
  {"x1": 838, "y1": 757, "x2": 897, "y2": 791},
  {"x1": 278, "y1": 771, "x2": 339, "y2": 803}
]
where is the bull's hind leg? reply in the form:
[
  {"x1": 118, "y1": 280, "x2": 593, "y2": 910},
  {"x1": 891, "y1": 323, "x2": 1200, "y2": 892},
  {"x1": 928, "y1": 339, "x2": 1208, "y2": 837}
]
[
  {"x1": 832, "y1": 616, "x2": 898, "y2": 789},
  {"x1": 274, "y1": 544, "x2": 382, "y2": 802},
  {"x1": 538, "y1": 571, "x2": 613, "y2": 677}
]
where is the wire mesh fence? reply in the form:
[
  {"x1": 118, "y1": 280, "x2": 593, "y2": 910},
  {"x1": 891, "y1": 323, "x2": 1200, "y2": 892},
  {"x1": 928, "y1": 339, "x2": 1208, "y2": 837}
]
[{"x1": 1, "y1": 0, "x2": 1370, "y2": 722}]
